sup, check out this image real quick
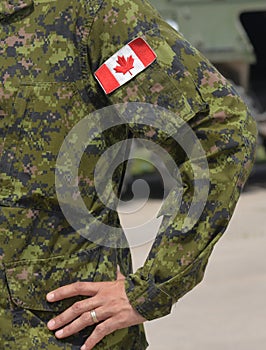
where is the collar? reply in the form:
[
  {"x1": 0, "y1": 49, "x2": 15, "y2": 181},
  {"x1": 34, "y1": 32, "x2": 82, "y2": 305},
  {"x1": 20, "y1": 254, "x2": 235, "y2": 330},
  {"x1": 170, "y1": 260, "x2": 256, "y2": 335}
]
[{"x1": 0, "y1": 0, "x2": 33, "y2": 20}]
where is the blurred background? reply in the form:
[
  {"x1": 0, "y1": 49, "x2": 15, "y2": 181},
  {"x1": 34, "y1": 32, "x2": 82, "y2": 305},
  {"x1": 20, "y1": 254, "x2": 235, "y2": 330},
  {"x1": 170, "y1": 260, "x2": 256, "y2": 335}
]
[{"x1": 118, "y1": 1, "x2": 266, "y2": 349}]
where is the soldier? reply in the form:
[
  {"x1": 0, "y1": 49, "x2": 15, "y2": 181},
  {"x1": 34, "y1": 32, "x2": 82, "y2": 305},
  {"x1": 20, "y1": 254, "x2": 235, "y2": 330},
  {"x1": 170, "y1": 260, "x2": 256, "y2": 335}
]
[{"x1": 0, "y1": 0, "x2": 257, "y2": 350}]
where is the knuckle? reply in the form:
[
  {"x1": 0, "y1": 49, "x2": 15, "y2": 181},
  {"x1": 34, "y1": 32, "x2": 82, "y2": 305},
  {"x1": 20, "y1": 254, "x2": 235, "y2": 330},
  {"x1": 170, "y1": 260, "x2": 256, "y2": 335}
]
[
  {"x1": 74, "y1": 281, "x2": 84, "y2": 292},
  {"x1": 96, "y1": 324, "x2": 106, "y2": 335},
  {"x1": 113, "y1": 304, "x2": 122, "y2": 314},
  {"x1": 116, "y1": 317, "x2": 124, "y2": 328},
  {"x1": 72, "y1": 301, "x2": 83, "y2": 314},
  {"x1": 55, "y1": 314, "x2": 64, "y2": 325},
  {"x1": 80, "y1": 312, "x2": 92, "y2": 324}
]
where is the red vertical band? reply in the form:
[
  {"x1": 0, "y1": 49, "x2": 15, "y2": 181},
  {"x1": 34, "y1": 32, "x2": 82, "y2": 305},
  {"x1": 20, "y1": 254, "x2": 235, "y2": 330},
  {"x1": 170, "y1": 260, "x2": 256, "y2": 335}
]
[
  {"x1": 94, "y1": 64, "x2": 120, "y2": 94},
  {"x1": 129, "y1": 38, "x2": 157, "y2": 67}
]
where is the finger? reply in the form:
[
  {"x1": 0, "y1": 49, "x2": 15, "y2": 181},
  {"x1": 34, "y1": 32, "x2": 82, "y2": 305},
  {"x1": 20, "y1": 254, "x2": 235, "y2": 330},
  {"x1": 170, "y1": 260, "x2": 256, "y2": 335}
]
[
  {"x1": 47, "y1": 297, "x2": 101, "y2": 331},
  {"x1": 81, "y1": 318, "x2": 118, "y2": 350},
  {"x1": 46, "y1": 281, "x2": 102, "y2": 302},
  {"x1": 116, "y1": 265, "x2": 125, "y2": 281},
  {"x1": 54, "y1": 307, "x2": 111, "y2": 339}
]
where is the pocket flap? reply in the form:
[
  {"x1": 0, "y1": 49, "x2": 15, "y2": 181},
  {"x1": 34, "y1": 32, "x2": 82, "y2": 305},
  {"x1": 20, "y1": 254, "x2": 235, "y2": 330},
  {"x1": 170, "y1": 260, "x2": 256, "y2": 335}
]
[{"x1": 4, "y1": 248, "x2": 102, "y2": 312}]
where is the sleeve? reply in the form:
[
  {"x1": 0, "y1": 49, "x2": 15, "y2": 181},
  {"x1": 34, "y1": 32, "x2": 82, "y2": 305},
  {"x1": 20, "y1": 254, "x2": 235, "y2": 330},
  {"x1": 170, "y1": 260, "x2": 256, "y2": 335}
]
[{"x1": 87, "y1": 0, "x2": 258, "y2": 320}]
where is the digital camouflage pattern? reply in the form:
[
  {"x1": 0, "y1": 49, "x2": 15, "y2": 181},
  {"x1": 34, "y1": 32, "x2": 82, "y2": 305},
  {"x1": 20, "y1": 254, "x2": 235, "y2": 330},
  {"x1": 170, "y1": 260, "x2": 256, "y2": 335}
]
[{"x1": 0, "y1": 0, "x2": 257, "y2": 349}]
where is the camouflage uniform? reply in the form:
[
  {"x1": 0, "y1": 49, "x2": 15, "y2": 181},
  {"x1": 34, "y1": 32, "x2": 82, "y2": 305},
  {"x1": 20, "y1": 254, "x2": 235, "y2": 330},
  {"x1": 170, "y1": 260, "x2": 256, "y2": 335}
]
[{"x1": 0, "y1": 0, "x2": 257, "y2": 349}]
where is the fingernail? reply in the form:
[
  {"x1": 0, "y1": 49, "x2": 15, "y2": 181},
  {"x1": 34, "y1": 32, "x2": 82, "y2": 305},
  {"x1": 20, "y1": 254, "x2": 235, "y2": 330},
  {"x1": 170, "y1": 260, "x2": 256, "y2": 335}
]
[
  {"x1": 81, "y1": 345, "x2": 86, "y2": 350},
  {"x1": 55, "y1": 329, "x2": 64, "y2": 337},
  {"x1": 47, "y1": 292, "x2": 55, "y2": 301},
  {"x1": 117, "y1": 264, "x2": 120, "y2": 272},
  {"x1": 47, "y1": 319, "x2": 55, "y2": 329}
]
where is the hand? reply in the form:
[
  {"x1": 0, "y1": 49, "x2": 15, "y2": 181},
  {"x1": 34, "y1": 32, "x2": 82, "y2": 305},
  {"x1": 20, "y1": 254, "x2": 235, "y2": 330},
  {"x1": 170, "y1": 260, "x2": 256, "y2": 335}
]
[{"x1": 46, "y1": 266, "x2": 146, "y2": 350}]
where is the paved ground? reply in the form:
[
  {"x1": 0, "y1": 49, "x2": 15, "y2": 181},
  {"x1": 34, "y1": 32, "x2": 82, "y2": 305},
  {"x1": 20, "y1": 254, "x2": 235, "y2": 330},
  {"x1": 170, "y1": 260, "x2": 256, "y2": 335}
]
[{"x1": 119, "y1": 186, "x2": 266, "y2": 350}]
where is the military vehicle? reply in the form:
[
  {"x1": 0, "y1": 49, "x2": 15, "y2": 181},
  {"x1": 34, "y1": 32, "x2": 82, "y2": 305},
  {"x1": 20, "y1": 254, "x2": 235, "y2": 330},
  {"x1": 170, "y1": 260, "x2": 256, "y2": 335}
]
[{"x1": 150, "y1": 0, "x2": 266, "y2": 149}]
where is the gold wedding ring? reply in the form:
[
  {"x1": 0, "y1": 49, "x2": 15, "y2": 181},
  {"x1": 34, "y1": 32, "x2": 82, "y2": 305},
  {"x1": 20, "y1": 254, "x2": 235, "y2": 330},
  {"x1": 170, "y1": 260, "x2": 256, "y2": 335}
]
[{"x1": 90, "y1": 309, "x2": 99, "y2": 324}]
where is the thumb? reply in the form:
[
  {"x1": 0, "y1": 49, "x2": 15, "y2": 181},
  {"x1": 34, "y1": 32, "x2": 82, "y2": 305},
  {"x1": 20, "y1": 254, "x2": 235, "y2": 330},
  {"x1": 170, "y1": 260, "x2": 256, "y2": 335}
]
[{"x1": 116, "y1": 264, "x2": 125, "y2": 280}]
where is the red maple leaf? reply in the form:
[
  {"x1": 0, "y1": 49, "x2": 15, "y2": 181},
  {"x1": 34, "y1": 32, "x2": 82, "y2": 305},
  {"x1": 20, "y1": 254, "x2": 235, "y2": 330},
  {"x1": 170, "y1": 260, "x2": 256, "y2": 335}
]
[{"x1": 114, "y1": 55, "x2": 135, "y2": 75}]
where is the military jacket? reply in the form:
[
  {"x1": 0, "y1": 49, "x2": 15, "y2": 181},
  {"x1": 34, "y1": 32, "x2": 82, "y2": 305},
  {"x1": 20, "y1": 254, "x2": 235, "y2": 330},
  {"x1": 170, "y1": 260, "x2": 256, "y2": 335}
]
[{"x1": 0, "y1": 0, "x2": 257, "y2": 349}]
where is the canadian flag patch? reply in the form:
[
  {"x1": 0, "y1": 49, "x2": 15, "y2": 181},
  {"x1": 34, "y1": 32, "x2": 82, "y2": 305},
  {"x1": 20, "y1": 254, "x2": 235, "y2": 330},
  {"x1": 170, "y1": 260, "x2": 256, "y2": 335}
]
[{"x1": 94, "y1": 37, "x2": 157, "y2": 94}]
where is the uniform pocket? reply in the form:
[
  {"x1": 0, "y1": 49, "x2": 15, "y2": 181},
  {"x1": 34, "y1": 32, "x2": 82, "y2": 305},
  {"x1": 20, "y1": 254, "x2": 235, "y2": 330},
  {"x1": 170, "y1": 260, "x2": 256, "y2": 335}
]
[
  {"x1": 4, "y1": 246, "x2": 109, "y2": 312},
  {"x1": 4, "y1": 246, "x2": 117, "y2": 347},
  {"x1": 5, "y1": 250, "x2": 95, "y2": 312}
]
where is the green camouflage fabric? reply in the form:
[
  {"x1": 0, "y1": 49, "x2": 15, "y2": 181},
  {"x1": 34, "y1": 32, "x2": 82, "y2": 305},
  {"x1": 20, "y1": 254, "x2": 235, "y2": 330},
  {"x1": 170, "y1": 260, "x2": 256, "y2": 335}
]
[{"x1": 0, "y1": 0, "x2": 257, "y2": 349}]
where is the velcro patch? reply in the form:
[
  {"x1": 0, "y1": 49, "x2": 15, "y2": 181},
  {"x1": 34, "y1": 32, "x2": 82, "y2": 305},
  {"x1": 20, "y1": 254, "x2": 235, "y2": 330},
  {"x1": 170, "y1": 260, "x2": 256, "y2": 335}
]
[{"x1": 94, "y1": 37, "x2": 157, "y2": 95}]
